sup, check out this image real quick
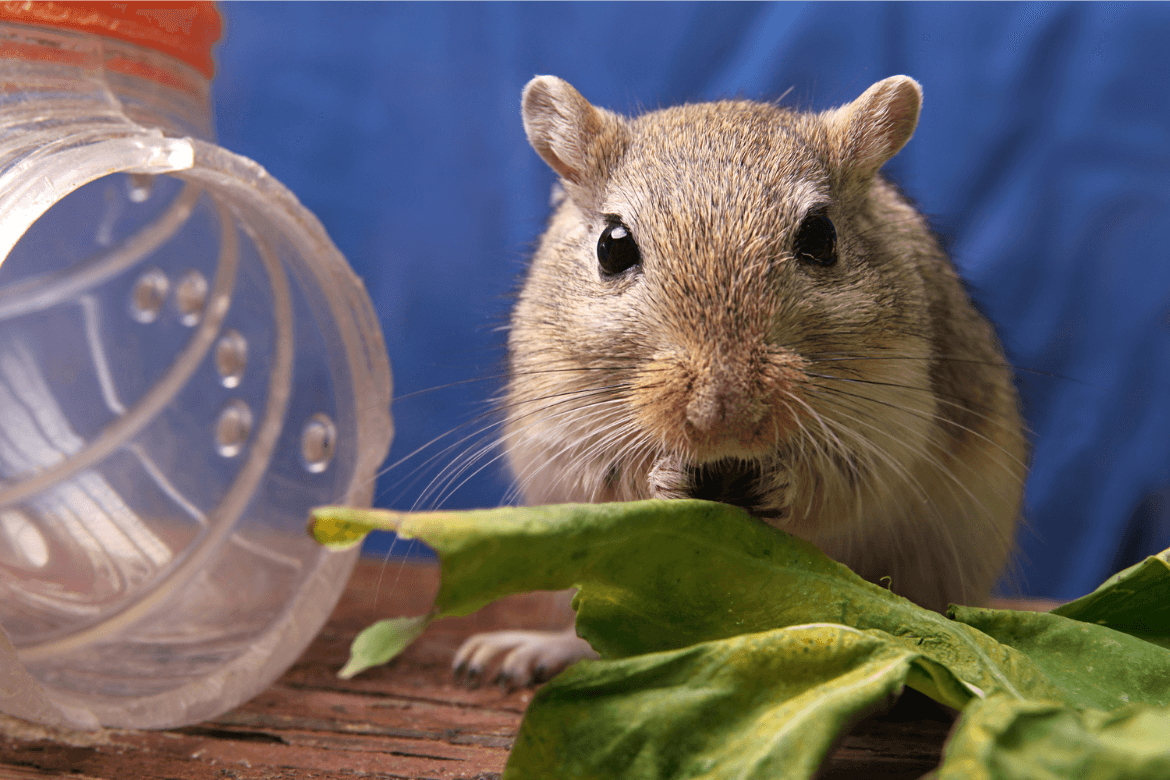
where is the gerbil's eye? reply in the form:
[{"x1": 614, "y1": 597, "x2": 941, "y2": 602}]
[
  {"x1": 793, "y1": 209, "x2": 837, "y2": 267},
  {"x1": 597, "y1": 219, "x2": 641, "y2": 276}
]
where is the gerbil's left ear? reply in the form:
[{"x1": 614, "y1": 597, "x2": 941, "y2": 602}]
[
  {"x1": 521, "y1": 76, "x2": 626, "y2": 207},
  {"x1": 830, "y1": 75, "x2": 922, "y2": 178}
]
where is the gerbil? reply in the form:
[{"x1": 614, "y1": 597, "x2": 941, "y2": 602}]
[{"x1": 453, "y1": 75, "x2": 1028, "y2": 686}]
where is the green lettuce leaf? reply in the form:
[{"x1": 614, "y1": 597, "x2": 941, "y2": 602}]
[
  {"x1": 507, "y1": 625, "x2": 961, "y2": 780},
  {"x1": 1051, "y1": 550, "x2": 1170, "y2": 649},
  {"x1": 311, "y1": 500, "x2": 1060, "y2": 704},
  {"x1": 937, "y1": 695, "x2": 1170, "y2": 780},
  {"x1": 309, "y1": 500, "x2": 1170, "y2": 779},
  {"x1": 338, "y1": 615, "x2": 428, "y2": 680},
  {"x1": 948, "y1": 606, "x2": 1170, "y2": 710}
]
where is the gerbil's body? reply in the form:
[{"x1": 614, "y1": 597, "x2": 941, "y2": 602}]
[{"x1": 456, "y1": 75, "x2": 1027, "y2": 684}]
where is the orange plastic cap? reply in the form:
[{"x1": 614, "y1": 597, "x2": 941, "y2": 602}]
[{"x1": 0, "y1": 1, "x2": 221, "y2": 79}]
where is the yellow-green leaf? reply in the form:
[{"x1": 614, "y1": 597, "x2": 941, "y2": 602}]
[
  {"x1": 338, "y1": 615, "x2": 429, "y2": 679},
  {"x1": 309, "y1": 505, "x2": 406, "y2": 549}
]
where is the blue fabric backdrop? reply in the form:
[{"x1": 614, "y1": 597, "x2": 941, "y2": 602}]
[{"x1": 212, "y1": 2, "x2": 1170, "y2": 601}]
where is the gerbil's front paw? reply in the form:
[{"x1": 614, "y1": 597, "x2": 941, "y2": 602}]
[
  {"x1": 648, "y1": 454, "x2": 691, "y2": 499},
  {"x1": 648, "y1": 453, "x2": 793, "y2": 524},
  {"x1": 452, "y1": 628, "x2": 597, "y2": 689}
]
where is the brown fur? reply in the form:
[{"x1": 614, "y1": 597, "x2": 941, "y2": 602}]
[{"x1": 503, "y1": 76, "x2": 1028, "y2": 613}]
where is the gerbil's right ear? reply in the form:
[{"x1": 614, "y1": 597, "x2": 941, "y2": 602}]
[
  {"x1": 828, "y1": 75, "x2": 922, "y2": 180},
  {"x1": 522, "y1": 76, "x2": 626, "y2": 202}
]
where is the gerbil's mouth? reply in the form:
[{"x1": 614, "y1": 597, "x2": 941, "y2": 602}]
[{"x1": 686, "y1": 459, "x2": 769, "y2": 517}]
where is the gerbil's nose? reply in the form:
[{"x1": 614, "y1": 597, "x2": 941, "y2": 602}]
[{"x1": 686, "y1": 374, "x2": 762, "y2": 434}]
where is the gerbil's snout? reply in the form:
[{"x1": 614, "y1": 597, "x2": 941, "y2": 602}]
[
  {"x1": 685, "y1": 366, "x2": 764, "y2": 434},
  {"x1": 633, "y1": 343, "x2": 807, "y2": 463}
]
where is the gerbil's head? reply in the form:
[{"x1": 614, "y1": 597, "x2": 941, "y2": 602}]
[{"x1": 504, "y1": 75, "x2": 1002, "y2": 541}]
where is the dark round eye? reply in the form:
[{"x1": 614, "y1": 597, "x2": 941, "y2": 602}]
[
  {"x1": 793, "y1": 209, "x2": 837, "y2": 267},
  {"x1": 597, "y1": 220, "x2": 641, "y2": 276}
]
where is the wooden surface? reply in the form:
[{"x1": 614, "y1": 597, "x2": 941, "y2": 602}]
[{"x1": 0, "y1": 559, "x2": 958, "y2": 779}]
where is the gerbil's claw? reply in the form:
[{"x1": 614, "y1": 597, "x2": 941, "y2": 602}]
[
  {"x1": 456, "y1": 665, "x2": 480, "y2": 688},
  {"x1": 452, "y1": 629, "x2": 598, "y2": 689},
  {"x1": 494, "y1": 670, "x2": 517, "y2": 695}
]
